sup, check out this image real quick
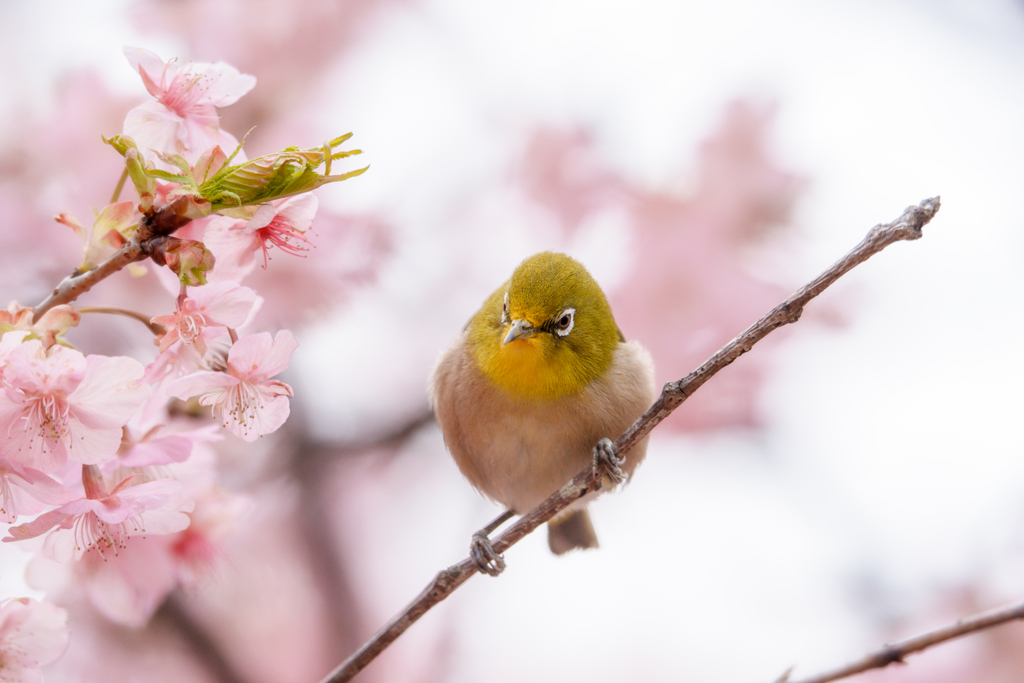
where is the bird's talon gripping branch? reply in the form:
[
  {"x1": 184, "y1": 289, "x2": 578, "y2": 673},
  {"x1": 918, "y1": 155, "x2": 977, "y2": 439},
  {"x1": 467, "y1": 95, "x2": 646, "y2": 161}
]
[
  {"x1": 470, "y1": 531, "x2": 506, "y2": 577},
  {"x1": 593, "y1": 437, "x2": 626, "y2": 486}
]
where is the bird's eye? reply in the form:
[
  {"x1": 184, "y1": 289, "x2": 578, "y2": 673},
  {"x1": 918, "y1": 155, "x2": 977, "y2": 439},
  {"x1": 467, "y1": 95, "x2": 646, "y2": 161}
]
[
  {"x1": 554, "y1": 308, "x2": 575, "y2": 337},
  {"x1": 501, "y1": 292, "x2": 510, "y2": 324}
]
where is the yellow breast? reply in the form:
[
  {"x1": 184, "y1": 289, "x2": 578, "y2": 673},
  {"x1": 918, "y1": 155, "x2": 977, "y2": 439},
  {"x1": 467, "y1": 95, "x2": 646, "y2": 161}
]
[{"x1": 471, "y1": 334, "x2": 590, "y2": 401}]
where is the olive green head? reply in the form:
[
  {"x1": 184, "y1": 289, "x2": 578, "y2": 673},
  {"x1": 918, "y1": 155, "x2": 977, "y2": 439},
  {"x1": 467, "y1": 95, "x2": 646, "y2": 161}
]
[{"x1": 467, "y1": 252, "x2": 624, "y2": 400}]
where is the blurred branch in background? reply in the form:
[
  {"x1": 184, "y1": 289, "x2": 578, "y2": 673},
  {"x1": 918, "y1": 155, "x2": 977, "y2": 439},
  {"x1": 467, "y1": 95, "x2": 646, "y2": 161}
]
[
  {"x1": 783, "y1": 598, "x2": 1024, "y2": 683},
  {"x1": 321, "y1": 197, "x2": 941, "y2": 683}
]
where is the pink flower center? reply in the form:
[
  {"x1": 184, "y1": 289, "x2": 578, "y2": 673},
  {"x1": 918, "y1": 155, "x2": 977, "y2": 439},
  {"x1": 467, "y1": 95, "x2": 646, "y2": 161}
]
[
  {"x1": 255, "y1": 216, "x2": 313, "y2": 268},
  {"x1": 176, "y1": 310, "x2": 207, "y2": 344},
  {"x1": 72, "y1": 511, "x2": 144, "y2": 559},
  {"x1": 158, "y1": 69, "x2": 211, "y2": 118},
  {"x1": 21, "y1": 394, "x2": 70, "y2": 452},
  {"x1": 212, "y1": 381, "x2": 265, "y2": 438}
]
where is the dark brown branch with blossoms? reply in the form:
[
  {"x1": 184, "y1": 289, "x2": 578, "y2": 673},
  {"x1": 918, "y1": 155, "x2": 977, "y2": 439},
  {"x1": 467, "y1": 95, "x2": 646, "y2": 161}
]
[
  {"x1": 33, "y1": 196, "x2": 195, "y2": 320},
  {"x1": 319, "y1": 197, "x2": 941, "y2": 683}
]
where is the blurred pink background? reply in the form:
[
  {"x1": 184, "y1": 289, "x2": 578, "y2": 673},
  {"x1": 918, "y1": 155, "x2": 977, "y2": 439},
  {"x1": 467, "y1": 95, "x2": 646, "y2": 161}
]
[{"x1": 2, "y1": 1, "x2": 1024, "y2": 681}]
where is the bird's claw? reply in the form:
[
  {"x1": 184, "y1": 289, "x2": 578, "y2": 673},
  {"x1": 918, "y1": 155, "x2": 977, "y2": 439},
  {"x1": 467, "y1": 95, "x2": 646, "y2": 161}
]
[
  {"x1": 593, "y1": 437, "x2": 626, "y2": 487},
  {"x1": 471, "y1": 531, "x2": 506, "y2": 577}
]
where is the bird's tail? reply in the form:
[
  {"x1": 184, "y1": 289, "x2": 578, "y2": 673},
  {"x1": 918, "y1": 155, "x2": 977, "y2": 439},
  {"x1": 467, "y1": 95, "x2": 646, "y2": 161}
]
[{"x1": 547, "y1": 508, "x2": 599, "y2": 555}]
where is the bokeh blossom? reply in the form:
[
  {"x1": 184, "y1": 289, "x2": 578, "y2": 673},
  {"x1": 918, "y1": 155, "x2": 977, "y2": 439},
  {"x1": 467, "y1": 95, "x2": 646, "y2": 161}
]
[{"x1": 0, "y1": 598, "x2": 70, "y2": 683}]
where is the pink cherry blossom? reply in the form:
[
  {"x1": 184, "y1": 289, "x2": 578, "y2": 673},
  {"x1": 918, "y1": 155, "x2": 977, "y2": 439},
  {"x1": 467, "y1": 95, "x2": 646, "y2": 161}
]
[
  {"x1": 167, "y1": 330, "x2": 297, "y2": 441},
  {"x1": 0, "y1": 459, "x2": 75, "y2": 523},
  {"x1": 138, "y1": 327, "x2": 234, "y2": 432},
  {"x1": 204, "y1": 194, "x2": 319, "y2": 281},
  {"x1": 0, "y1": 341, "x2": 150, "y2": 472},
  {"x1": 122, "y1": 47, "x2": 255, "y2": 166},
  {"x1": 151, "y1": 281, "x2": 257, "y2": 356},
  {"x1": 25, "y1": 464, "x2": 246, "y2": 627},
  {"x1": 0, "y1": 597, "x2": 69, "y2": 683},
  {"x1": 5, "y1": 465, "x2": 194, "y2": 562}
]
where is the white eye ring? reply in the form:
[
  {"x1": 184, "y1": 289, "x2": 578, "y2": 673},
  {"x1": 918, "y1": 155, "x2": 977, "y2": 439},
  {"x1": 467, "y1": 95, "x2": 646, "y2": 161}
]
[
  {"x1": 554, "y1": 308, "x2": 575, "y2": 337},
  {"x1": 502, "y1": 292, "x2": 510, "y2": 324}
]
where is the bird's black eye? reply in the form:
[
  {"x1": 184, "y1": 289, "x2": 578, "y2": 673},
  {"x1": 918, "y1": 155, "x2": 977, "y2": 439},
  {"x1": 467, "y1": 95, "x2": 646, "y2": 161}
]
[
  {"x1": 554, "y1": 308, "x2": 575, "y2": 337},
  {"x1": 501, "y1": 292, "x2": 510, "y2": 324}
]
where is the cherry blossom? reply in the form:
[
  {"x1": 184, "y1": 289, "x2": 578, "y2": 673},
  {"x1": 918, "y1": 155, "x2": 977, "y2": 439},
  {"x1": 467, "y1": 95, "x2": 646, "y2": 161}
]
[
  {"x1": 0, "y1": 341, "x2": 150, "y2": 472},
  {"x1": 204, "y1": 194, "x2": 319, "y2": 281},
  {"x1": 5, "y1": 465, "x2": 194, "y2": 562},
  {"x1": 0, "y1": 597, "x2": 69, "y2": 683},
  {"x1": 122, "y1": 47, "x2": 255, "y2": 167},
  {"x1": 0, "y1": 459, "x2": 75, "y2": 524},
  {"x1": 166, "y1": 330, "x2": 297, "y2": 441},
  {"x1": 151, "y1": 281, "x2": 257, "y2": 356},
  {"x1": 24, "y1": 461, "x2": 247, "y2": 628}
]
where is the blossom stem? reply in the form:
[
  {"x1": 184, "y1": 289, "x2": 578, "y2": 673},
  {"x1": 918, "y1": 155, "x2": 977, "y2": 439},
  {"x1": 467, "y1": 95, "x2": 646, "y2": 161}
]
[
  {"x1": 110, "y1": 167, "x2": 130, "y2": 204},
  {"x1": 78, "y1": 307, "x2": 166, "y2": 336}
]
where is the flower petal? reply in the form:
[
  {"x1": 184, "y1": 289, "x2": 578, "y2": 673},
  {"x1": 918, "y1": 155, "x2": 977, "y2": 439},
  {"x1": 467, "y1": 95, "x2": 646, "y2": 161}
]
[
  {"x1": 225, "y1": 332, "x2": 273, "y2": 378},
  {"x1": 166, "y1": 370, "x2": 238, "y2": 400},
  {"x1": 66, "y1": 355, "x2": 150, "y2": 427},
  {"x1": 258, "y1": 330, "x2": 299, "y2": 378}
]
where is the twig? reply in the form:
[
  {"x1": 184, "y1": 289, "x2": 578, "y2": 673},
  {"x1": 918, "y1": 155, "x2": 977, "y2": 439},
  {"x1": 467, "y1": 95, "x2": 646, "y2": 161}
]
[
  {"x1": 319, "y1": 197, "x2": 941, "y2": 683},
  {"x1": 33, "y1": 196, "x2": 193, "y2": 321},
  {"x1": 781, "y1": 598, "x2": 1024, "y2": 683},
  {"x1": 33, "y1": 240, "x2": 148, "y2": 321},
  {"x1": 78, "y1": 306, "x2": 165, "y2": 336}
]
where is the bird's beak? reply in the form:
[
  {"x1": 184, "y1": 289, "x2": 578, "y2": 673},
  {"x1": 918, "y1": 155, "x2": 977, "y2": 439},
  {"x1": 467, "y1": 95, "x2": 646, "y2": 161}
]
[{"x1": 503, "y1": 318, "x2": 535, "y2": 345}]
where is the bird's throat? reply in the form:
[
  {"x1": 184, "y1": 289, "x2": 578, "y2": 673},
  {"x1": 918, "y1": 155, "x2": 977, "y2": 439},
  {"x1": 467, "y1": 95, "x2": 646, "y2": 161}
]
[{"x1": 472, "y1": 337, "x2": 586, "y2": 401}]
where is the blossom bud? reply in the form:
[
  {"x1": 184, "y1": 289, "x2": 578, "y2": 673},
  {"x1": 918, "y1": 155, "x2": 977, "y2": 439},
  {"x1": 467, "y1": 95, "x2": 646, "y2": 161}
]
[{"x1": 149, "y1": 237, "x2": 216, "y2": 286}]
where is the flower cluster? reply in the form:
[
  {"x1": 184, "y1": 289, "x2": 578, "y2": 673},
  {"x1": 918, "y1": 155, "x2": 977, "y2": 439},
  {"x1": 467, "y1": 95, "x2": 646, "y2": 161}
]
[{"x1": 0, "y1": 47, "x2": 365, "y2": 677}]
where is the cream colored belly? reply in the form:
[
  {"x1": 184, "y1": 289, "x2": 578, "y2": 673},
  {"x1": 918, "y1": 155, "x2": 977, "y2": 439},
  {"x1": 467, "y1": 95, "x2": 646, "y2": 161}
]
[{"x1": 430, "y1": 336, "x2": 656, "y2": 514}]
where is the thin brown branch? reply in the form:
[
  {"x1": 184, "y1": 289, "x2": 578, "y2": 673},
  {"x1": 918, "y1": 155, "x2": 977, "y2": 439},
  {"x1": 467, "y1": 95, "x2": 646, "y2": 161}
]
[
  {"x1": 33, "y1": 196, "x2": 193, "y2": 321},
  {"x1": 78, "y1": 306, "x2": 165, "y2": 336},
  {"x1": 319, "y1": 197, "x2": 941, "y2": 683},
  {"x1": 782, "y1": 598, "x2": 1024, "y2": 683},
  {"x1": 33, "y1": 240, "x2": 148, "y2": 321}
]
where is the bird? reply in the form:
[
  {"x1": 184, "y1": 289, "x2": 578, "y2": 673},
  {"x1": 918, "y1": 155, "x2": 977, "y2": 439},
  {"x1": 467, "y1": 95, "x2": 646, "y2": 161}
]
[{"x1": 429, "y1": 251, "x2": 656, "y2": 575}]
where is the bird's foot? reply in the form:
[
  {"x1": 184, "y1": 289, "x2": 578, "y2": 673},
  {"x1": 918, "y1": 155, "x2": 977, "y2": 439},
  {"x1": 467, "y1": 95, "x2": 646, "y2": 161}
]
[
  {"x1": 593, "y1": 437, "x2": 626, "y2": 487},
  {"x1": 470, "y1": 531, "x2": 506, "y2": 577}
]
